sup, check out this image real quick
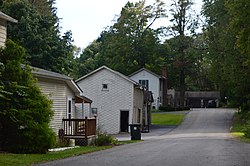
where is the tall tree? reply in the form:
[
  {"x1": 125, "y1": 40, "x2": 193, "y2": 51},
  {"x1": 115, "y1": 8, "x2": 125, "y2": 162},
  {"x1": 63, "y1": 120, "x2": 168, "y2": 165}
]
[
  {"x1": 167, "y1": 0, "x2": 199, "y2": 108},
  {"x1": 1, "y1": 0, "x2": 75, "y2": 76},
  {"x1": 98, "y1": 0, "x2": 166, "y2": 75},
  {"x1": 202, "y1": 0, "x2": 250, "y2": 110}
]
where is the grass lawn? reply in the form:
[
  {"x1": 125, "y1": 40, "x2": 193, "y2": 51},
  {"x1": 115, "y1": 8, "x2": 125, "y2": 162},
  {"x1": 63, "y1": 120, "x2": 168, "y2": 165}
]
[
  {"x1": 231, "y1": 112, "x2": 250, "y2": 143},
  {"x1": 0, "y1": 140, "x2": 141, "y2": 166},
  {"x1": 152, "y1": 113, "x2": 185, "y2": 125},
  {"x1": 0, "y1": 146, "x2": 111, "y2": 166}
]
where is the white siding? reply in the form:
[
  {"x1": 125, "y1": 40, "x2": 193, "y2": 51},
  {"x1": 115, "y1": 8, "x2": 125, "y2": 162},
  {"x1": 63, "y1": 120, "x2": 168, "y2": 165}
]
[
  {"x1": 36, "y1": 78, "x2": 75, "y2": 134},
  {"x1": 0, "y1": 19, "x2": 7, "y2": 47},
  {"x1": 130, "y1": 70, "x2": 161, "y2": 109},
  {"x1": 133, "y1": 87, "x2": 144, "y2": 124},
  {"x1": 77, "y1": 69, "x2": 134, "y2": 134}
]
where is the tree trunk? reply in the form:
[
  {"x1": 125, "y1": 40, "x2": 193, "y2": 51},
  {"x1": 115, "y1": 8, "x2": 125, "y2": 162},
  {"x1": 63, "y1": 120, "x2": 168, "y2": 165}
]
[{"x1": 179, "y1": 68, "x2": 185, "y2": 109}]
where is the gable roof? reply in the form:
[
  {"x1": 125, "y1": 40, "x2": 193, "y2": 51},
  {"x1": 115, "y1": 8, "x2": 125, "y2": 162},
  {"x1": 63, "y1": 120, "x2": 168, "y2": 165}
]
[
  {"x1": 129, "y1": 68, "x2": 163, "y2": 79},
  {"x1": 0, "y1": 11, "x2": 17, "y2": 23},
  {"x1": 76, "y1": 66, "x2": 141, "y2": 87},
  {"x1": 32, "y1": 66, "x2": 83, "y2": 94}
]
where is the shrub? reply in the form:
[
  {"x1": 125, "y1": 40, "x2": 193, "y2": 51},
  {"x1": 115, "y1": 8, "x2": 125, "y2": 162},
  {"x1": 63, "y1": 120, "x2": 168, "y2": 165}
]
[
  {"x1": 94, "y1": 133, "x2": 118, "y2": 146},
  {"x1": 0, "y1": 40, "x2": 55, "y2": 153},
  {"x1": 243, "y1": 120, "x2": 250, "y2": 138},
  {"x1": 54, "y1": 138, "x2": 71, "y2": 148}
]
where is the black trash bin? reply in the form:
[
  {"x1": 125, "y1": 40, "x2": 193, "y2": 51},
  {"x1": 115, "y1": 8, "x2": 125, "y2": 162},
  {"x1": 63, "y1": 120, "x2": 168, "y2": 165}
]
[{"x1": 129, "y1": 124, "x2": 141, "y2": 140}]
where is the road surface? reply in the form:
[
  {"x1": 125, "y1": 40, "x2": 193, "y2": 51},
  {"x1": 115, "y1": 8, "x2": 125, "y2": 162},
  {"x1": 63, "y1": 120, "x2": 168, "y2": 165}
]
[{"x1": 36, "y1": 108, "x2": 250, "y2": 166}]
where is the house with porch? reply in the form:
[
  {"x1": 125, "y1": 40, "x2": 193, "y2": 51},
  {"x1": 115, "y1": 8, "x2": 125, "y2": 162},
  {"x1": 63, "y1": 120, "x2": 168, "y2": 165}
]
[
  {"x1": 76, "y1": 66, "x2": 150, "y2": 134},
  {"x1": 129, "y1": 67, "x2": 168, "y2": 109},
  {"x1": 32, "y1": 67, "x2": 96, "y2": 144}
]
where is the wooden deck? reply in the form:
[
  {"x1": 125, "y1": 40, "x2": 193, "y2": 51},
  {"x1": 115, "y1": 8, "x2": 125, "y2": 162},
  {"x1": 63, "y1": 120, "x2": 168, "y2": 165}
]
[{"x1": 62, "y1": 117, "x2": 96, "y2": 140}]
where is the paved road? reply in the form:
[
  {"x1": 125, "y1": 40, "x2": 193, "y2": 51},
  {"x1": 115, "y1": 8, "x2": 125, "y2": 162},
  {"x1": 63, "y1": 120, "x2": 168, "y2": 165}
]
[{"x1": 36, "y1": 108, "x2": 250, "y2": 166}]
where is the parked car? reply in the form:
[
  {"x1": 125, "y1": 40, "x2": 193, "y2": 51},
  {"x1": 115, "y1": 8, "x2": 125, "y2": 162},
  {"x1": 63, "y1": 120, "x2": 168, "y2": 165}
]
[{"x1": 207, "y1": 100, "x2": 216, "y2": 108}]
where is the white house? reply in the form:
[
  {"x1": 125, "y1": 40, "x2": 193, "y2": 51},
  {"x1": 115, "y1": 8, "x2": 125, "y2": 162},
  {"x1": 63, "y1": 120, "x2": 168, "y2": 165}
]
[
  {"x1": 32, "y1": 67, "x2": 93, "y2": 135},
  {"x1": 0, "y1": 11, "x2": 17, "y2": 47},
  {"x1": 76, "y1": 66, "x2": 147, "y2": 134},
  {"x1": 129, "y1": 68, "x2": 168, "y2": 109}
]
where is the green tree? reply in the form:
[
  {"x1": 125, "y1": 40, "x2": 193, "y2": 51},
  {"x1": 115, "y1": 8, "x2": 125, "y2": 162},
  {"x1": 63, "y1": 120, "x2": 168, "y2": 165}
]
[
  {"x1": 202, "y1": 0, "x2": 250, "y2": 111},
  {"x1": 167, "y1": 0, "x2": 199, "y2": 108},
  {"x1": 98, "y1": 0, "x2": 166, "y2": 75},
  {"x1": 1, "y1": 0, "x2": 75, "y2": 76},
  {"x1": 0, "y1": 40, "x2": 55, "y2": 153},
  {"x1": 73, "y1": 40, "x2": 102, "y2": 78},
  {"x1": 225, "y1": 0, "x2": 250, "y2": 110}
]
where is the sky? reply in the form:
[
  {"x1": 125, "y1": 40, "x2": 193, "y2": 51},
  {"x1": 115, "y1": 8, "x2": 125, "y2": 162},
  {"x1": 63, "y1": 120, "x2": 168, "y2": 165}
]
[{"x1": 55, "y1": 0, "x2": 203, "y2": 49}]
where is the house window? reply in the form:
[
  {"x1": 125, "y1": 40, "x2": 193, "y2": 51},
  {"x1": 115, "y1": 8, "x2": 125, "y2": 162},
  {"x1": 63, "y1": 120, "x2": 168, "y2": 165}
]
[
  {"x1": 139, "y1": 80, "x2": 149, "y2": 90},
  {"x1": 91, "y1": 108, "x2": 97, "y2": 116},
  {"x1": 102, "y1": 83, "x2": 109, "y2": 91}
]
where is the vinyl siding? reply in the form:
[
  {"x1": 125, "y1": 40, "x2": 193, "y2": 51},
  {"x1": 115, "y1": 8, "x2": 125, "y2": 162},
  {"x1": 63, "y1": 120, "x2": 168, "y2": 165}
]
[
  {"x1": 130, "y1": 70, "x2": 161, "y2": 109},
  {"x1": 133, "y1": 87, "x2": 144, "y2": 123},
  {"x1": 0, "y1": 19, "x2": 6, "y2": 47},
  {"x1": 36, "y1": 77, "x2": 75, "y2": 134},
  {"x1": 77, "y1": 69, "x2": 135, "y2": 134}
]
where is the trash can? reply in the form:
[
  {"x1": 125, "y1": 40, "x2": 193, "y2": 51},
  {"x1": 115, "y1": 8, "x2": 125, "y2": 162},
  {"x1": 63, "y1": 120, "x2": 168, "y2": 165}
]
[{"x1": 129, "y1": 124, "x2": 141, "y2": 140}]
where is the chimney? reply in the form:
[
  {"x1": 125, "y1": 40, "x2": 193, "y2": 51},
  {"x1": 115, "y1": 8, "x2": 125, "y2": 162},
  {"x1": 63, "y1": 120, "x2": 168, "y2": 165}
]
[{"x1": 162, "y1": 66, "x2": 168, "y2": 107}]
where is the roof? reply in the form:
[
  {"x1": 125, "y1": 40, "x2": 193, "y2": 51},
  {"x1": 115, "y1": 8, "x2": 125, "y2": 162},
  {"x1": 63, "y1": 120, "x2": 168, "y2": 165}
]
[
  {"x1": 0, "y1": 11, "x2": 17, "y2": 23},
  {"x1": 186, "y1": 91, "x2": 221, "y2": 98},
  {"x1": 75, "y1": 95, "x2": 92, "y2": 104},
  {"x1": 76, "y1": 66, "x2": 141, "y2": 87},
  {"x1": 31, "y1": 66, "x2": 83, "y2": 94},
  {"x1": 32, "y1": 66, "x2": 72, "y2": 81},
  {"x1": 129, "y1": 68, "x2": 163, "y2": 79}
]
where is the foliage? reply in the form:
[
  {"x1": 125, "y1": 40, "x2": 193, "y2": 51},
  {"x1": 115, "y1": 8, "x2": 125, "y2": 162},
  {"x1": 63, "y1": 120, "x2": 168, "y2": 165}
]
[
  {"x1": 73, "y1": 40, "x2": 102, "y2": 78},
  {"x1": 243, "y1": 120, "x2": 250, "y2": 138},
  {"x1": 0, "y1": 40, "x2": 55, "y2": 154},
  {"x1": 231, "y1": 112, "x2": 250, "y2": 142},
  {"x1": 93, "y1": 132, "x2": 118, "y2": 146},
  {"x1": 73, "y1": 0, "x2": 167, "y2": 78},
  {"x1": 0, "y1": 0, "x2": 75, "y2": 76},
  {"x1": 166, "y1": 0, "x2": 200, "y2": 107},
  {"x1": 202, "y1": 0, "x2": 250, "y2": 110}
]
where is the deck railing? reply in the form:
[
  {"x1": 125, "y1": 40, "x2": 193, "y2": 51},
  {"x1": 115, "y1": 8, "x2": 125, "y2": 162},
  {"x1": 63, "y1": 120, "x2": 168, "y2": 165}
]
[{"x1": 62, "y1": 117, "x2": 96, "y2": 139}]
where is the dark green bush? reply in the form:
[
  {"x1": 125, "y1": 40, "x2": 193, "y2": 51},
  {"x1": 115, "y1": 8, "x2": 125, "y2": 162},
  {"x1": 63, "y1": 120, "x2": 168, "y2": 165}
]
[
  {"x1": 243, "y1": 120, "x2": 250, "y2": 138},
  {"x1": 0, "y1": 40, "x2": 55, "y2": 153},
  {"x1": 94, "y1": 133, "x2": 118, "y2": 146}
]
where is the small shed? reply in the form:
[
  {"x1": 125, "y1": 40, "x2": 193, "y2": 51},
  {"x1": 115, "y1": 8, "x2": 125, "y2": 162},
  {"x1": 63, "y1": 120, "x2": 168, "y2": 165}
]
[{"x1": 76, "y1": 66, "x2": 148, "y2": 134}]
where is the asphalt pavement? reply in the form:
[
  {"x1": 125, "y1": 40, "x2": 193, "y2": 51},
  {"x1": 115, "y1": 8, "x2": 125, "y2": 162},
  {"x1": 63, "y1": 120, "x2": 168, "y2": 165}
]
[{"x1": 35, "y1": 108, "x2": 250, "y2": 166}]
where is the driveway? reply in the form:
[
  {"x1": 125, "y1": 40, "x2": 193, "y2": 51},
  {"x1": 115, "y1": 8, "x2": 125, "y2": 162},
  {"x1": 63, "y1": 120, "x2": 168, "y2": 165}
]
[{"x1": 36, "y1": 108, "x2": 250, "y2": 166}]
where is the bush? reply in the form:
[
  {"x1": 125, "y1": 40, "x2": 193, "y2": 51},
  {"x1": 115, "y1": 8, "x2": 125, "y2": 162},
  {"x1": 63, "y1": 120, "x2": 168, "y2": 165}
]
[
  {"x1": 93, "y1": 133, "x2": 118, "y2": 146},
  {"x1": 0, "y1": 40, "x2": 55, "y2": 153},
  {"x1": 243, "y1": 120, "x2": 250, "y2": 138}
]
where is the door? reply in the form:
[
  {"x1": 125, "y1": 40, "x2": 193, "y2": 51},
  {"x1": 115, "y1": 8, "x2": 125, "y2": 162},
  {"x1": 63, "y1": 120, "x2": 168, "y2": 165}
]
[{"x1": 120, "y1": 111, "x2": 129, "y2": 132}]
